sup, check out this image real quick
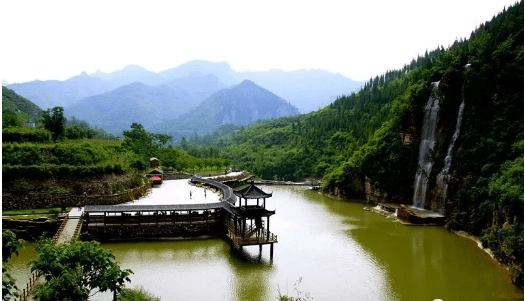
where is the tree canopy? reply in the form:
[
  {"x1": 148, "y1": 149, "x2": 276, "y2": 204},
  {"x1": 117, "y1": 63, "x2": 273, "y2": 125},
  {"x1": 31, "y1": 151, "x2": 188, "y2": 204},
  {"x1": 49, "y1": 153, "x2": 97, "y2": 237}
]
[
  {"x1": 2, "y1": 230, "x2": 23, "y2": 301},
  {"x1": 42, "y1": 106, "x2": 67, "y2": 141},
  {"x1": 30, "y1": 239, "x2": 132, "y2": 301}
]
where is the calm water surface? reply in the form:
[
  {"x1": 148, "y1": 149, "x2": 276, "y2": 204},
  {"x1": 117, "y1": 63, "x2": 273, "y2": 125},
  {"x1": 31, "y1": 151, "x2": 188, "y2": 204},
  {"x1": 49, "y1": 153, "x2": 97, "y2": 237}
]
[
  {"x1": 96, "y1": 185, "x2": 522, "y2": 300},
  {"x1": 10, "y1": 183, "x2": 522, "y2": 300}
]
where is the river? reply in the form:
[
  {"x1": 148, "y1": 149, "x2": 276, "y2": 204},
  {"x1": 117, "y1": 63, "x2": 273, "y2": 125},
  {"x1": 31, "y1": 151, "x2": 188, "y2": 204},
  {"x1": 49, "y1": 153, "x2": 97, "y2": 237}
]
[{"x1": 10, "y1": 181, "x2": 523, "y2": 300}]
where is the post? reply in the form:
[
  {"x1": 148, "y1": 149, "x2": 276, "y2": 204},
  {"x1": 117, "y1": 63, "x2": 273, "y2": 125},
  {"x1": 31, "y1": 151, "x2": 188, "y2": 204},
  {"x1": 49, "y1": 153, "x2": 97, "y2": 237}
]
[
  {"x1": 234, "y1": 216, "x2": 237, "y2": 236},
  {"x1": 270, "y1": 243, "x2": 274, "y2": 260},
  {"x1": 267, "y1": 216, "x2": 270, "y2": 240}
]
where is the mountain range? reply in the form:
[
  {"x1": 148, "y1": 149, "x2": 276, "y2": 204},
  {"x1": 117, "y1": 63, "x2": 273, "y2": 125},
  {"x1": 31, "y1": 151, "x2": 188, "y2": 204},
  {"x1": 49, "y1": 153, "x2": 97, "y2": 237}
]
[
  {"x1": 8, "y1": 60, "x2": 363, "y2": 112},
  {"x1": 7, "y1": 72, "x2": 114, "y2": 109},
  {"x1": 6, "y1": 60, "x2": 363, "y2": 136}
]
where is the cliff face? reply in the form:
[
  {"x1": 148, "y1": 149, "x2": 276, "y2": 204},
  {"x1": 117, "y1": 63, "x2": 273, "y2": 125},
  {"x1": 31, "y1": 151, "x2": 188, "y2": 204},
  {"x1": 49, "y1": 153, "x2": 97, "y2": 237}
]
[{"x1": 352, "y1": 57, "x2": 523, "y2": 284}]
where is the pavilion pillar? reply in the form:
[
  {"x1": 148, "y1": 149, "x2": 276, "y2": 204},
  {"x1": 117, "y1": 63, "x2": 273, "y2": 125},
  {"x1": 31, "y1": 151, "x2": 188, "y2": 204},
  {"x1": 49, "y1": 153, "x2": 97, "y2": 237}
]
[
  {"x1": 266, "y1": 216, "x2": 270, "y2": 240},
  {"x1": 270, "y1": 243, "x2": 274, "y2": 260},
  {"x1": 234, "y1": 216, "x2": 237, "y2": 236}
]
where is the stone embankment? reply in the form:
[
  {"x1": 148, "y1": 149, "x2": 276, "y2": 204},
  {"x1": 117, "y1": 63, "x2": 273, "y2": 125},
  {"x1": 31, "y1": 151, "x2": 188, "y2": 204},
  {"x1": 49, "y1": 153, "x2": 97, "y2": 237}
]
[
  {"x1": 2, "y1": 184, "x2": 151, "y2": 210},
  {"x1": 163, "y1": 172, "x2": 192, "y2": 180}
]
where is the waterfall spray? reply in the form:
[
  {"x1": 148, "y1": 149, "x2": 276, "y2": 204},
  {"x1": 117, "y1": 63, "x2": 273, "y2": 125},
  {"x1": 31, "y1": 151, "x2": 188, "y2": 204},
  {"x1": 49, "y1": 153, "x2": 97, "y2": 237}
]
[
  {"x1": 412, "y1": 82, "x2": 441, "y2": 208},
  {"x1": 435, "y1": 100, "x2": 465, "y2": 214}
]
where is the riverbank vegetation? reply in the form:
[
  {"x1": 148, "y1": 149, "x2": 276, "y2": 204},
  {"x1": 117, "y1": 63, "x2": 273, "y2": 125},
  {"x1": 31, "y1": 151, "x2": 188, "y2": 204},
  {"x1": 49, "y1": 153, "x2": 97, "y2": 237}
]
[
  {"x1": 30, "y1": 239, "x2": 132, "y2": 301},
  {"x1": 2, "y1": 208, "x2": 67, "y2": 220},
  {"x1": 118, "y1": 287, "x2": 161, "y2": 301}
]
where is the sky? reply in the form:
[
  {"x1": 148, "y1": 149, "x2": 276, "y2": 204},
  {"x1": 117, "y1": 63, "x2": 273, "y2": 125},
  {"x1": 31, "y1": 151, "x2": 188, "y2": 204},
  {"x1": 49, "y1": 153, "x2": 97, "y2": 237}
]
[{"x1": 1, "y1": 0, "x2": 519, "y2": 84}]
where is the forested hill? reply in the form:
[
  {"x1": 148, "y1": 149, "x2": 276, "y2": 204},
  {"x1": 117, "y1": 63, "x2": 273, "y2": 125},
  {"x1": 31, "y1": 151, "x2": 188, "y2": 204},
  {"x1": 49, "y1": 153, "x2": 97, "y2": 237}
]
[
  {"x1": 65, "y1": 82, "x2": 196, "y2": 135},
  {"x1": 2, "y1": 86, "x2": 43, "y2": 128},
  {"x1": 188, "y1": 1, "x2": 524, "y2": 284},
  {"x1": 2, "y1": 86, "x2": 43, "y2": 118},
  {"x1": 150, "y1": 80, "x2": 299, "y2": 141}
]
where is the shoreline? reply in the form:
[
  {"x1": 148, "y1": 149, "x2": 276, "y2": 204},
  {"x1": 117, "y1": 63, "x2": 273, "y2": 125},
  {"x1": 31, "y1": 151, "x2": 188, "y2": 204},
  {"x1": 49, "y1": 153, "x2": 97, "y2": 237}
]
[
  {"x1": 452, "y1": 230, "x2": 499, "y2": 264},
  {"x1": 362, "y1": 201, "x2": 519, "y2": 286}
]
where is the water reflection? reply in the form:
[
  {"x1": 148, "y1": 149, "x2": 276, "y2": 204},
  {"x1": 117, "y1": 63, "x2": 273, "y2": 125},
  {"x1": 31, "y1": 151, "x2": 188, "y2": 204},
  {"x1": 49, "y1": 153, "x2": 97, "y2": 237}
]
[{"x1": 227, "y1": 246, "x2": 274, "y2": 301}]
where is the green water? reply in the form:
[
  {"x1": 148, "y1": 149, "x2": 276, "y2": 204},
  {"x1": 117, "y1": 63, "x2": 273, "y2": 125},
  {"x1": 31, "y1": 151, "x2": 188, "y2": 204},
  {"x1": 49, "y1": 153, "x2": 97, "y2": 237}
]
[
  {"x1": 11, "y1": 185, "x2": 523, "y2": 300},
  {"x1": 5, "y1": 241, "x2": 36, "y2": 295}
]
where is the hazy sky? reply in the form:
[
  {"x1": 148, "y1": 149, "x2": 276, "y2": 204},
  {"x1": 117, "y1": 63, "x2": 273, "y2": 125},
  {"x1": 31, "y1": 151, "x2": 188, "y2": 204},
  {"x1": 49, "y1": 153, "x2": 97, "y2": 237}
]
[{"x1": 1, "y1": 0, "x2": 518, "y2": 84}]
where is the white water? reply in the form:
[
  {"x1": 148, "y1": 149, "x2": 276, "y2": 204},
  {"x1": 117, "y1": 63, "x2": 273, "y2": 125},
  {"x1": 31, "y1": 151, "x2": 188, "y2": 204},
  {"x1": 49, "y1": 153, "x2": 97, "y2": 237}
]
[
  {"x1": 412, "y1": 82, "x2": 441, "y2": 208},
  {"x1": 435, "y1": 100, "x2": 465, "y2": 214}
]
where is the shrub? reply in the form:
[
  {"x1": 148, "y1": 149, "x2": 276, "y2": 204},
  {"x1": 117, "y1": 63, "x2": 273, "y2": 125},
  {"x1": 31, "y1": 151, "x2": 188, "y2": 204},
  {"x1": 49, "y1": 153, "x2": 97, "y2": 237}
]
[
  {"x1": 2, "y1": 127, "x2": 51, "y2": 143},
  {"x1": 118, "y1": 287, "x2": 160, "y2": 301}
]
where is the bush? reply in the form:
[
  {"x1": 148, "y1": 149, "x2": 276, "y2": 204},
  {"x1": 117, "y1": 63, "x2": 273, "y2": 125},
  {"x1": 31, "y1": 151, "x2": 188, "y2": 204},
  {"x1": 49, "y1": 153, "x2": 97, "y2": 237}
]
[
  {"x1": 2, "y1": 127, "x2": 51, "y2": 143},
  {"x1": 118, "y1": 287, "x2": 160, "y2": 301}
]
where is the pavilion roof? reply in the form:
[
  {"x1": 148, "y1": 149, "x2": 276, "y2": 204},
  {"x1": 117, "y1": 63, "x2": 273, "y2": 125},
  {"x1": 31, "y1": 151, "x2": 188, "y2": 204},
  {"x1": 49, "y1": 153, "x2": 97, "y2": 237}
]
[
  {"x1": 233, "y1": 181, "x2": 272, "y2": 199},
  {"x1": 147, "y1": 169, "x2": 163, "y2": 175}
]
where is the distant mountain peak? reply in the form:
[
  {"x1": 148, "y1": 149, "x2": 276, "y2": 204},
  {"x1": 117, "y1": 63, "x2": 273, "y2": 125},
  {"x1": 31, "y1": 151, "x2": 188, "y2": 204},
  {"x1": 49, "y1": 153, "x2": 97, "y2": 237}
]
[
  {"x1": 121, "y1": 65, "x2": 150, "y2": 72},
  {"x1": 240, "y1": 79, "x2": 255, "y2": 85}
]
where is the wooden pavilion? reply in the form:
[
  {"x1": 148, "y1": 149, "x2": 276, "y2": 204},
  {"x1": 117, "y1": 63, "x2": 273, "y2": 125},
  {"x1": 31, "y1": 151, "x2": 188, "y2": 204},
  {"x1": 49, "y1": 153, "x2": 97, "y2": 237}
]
[{"x1": 224, "y1": 181, "x2": 277, "y2": 258}]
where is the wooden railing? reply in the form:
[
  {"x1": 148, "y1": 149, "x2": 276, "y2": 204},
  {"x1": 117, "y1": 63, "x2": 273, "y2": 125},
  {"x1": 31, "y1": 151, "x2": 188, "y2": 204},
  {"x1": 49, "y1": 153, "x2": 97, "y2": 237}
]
[
  {"x1": 16, "y1": 271, "x2": 39, "y2": 301},
  {"x1": 51, "y1": 216, "x2": 69, "y2": 245},
  {"x1": 227, "y1": 224, "x2": 277, "y2": 246}
]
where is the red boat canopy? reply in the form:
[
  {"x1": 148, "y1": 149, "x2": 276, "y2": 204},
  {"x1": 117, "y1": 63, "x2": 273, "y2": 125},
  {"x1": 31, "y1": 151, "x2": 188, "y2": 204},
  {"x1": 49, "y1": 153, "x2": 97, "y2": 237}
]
[{"x1": 151, "y1": 176, "x2": 162, "y2": 181}]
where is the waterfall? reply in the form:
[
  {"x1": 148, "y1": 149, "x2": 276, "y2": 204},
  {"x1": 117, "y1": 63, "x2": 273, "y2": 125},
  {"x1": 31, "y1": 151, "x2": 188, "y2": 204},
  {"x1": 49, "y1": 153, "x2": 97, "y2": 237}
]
[
  {"x1": 412, "y1": 81, "x2": 441, "y2": 208},
  {"x1": 435, "y1": 100, "x2": 465, "y2": 214}
]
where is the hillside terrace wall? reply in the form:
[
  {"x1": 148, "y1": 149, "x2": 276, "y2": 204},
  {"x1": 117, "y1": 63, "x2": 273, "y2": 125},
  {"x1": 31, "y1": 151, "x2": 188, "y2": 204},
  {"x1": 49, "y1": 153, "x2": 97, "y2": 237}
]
[
  {"x1": 2, "y1": 217, "x2": 62, "y2": 240},
  {"x1": 2, "y1": 184, "x2": 151, "y2": 210}
]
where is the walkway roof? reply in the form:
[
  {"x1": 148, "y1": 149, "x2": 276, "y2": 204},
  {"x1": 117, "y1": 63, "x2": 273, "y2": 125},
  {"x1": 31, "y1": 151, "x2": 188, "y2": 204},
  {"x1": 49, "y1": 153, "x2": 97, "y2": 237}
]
[{"x1": 84, "y1": 203, "x2": 224, "y2": 213}]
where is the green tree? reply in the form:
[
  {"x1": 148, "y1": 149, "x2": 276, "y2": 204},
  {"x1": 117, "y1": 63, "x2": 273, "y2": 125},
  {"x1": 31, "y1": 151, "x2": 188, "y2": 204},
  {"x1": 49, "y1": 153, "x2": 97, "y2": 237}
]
[
  {"x1": 2, "y1": 230, "x2": 23, "y2": 301},
  {"x1": 180, "y1": 137, "x2": 189, "y2": 151},
  {"x1": 122, "y1": 123, "x2": 171, "y2": 156},
  {"x1": 1, "y1": 111, "x2": 22, "y2": 128},
  {"x1": 42, "y1": 106, "x2": 67, "y2": 141},
  {"x1": 30, "y1": 239, "x2": 132, "y2": 301}
]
